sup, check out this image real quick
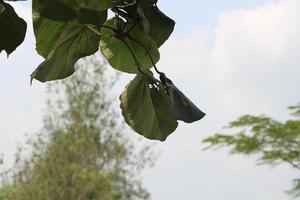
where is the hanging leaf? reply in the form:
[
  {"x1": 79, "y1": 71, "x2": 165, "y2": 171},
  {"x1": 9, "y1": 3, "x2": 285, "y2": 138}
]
[
  {"x1": 33, "y1": 14, "x2": 66, "y2": 58},
  {"x1": 78, "y1": 8, "x2": 107, "y2": 26},
  {"x1": 120, "y1": 73, "x2": 178, "y2": 141},
  {"x1": 160, "y1": 74, "x2": 206, "y2": 123},
  {"x1": 33, "y1": 0, "x2": 106, "y2": 58},
  {"x1": 0, "y1": 1, "x2": 26, "y2": 56},
  {"x1": 31, "y1": 25, "x2": 99, "y2": 82},
  {"x1": 100, "y1": 17, "x2": 160, "y2": 73},
  {"x1": 34, "y1": 0, "x2": 77, "y2": 21},
  {"x1": 143, "y1": 6, "x2": 175, "y2": 47},
  {"x1": 60, "y1": 0, "x2": 116, "y2": 12}
]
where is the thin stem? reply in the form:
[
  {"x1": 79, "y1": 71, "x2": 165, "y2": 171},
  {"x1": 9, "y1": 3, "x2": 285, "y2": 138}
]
[
  {"x1": 127, "y1": 35, "x2": 163, "y2": 75},
  {"x1": 117, "y1": 0, "x2": 137, "y2": 8},
  {"x1": 86, "y1": 24, "x2": 101, "y2": 36},
  {"x1": 118, "y1": 38, "x2": 146, "y2": 75}
]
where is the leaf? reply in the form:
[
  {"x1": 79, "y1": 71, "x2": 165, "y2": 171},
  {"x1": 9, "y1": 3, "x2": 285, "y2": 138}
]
[
  {"x1": 32, "y1": 9, "x2": 66, "y2": 57},
  {"x1": 33, "y1": 1, "x2": 106, "y2": 58},
  {"x1": 60, "y1": 0, "x2": 116, "y2": 11},
  {"x1": 160, "y1": 74, "x2": 206, "y2": 123},
  {"x1": 143, "y1": 6, "x2": 175, "y2": 47},
  {"x1": 100, "y1": 17, "x2": 160, "y2": 73},
  {"x1": 0, "y1": 1, "x2": 26, "y2": 56},
  {"x1": 138, "y1": 0, "x2": 157, "y2": 8},
  {"x1": 31, "y1": 25, "x2": 99, "y2": 82},
  {"x1": 78, "y1": 8, "x2": 107, "y2": 26},
  {"x1": 120, "y1": 73, "x2": 178, "y2": 141},
  {"x1": 34, "y1": 0, "x2": 77, "y2": 21}
]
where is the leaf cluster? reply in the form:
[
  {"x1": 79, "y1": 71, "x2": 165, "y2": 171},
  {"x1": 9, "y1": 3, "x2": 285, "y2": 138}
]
[{"x1": 1, "y1": 0, "x2": 206, "y2": 140}]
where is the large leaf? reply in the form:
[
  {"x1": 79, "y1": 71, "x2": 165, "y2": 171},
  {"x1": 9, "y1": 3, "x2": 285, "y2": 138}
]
[
  {"x1": 31, "y1": 25, "x2": 99, "y2": 82},
  {"x1": 160, "y1": 74, "x2": 206, "y2": 123},
  {"x1": 60, "y1": 0, "x2": 115, "y2": 11},
  {"x1": 33, "y1": 14, "x2": 66, "y2": 57},
  {"x1": 120, "y1": 73, "x2": 178, "y2": 141},
  {"x1": 33, "y1": 0, "x2": 106, "y2": 58},
  {"x1": 0, "y1": 1, "x2": 26, "y2": 56},
  {"x1": 78, "y1": 8, "x2": 107, "y2": 26},
  {"x1": 100, "y1": 17, "x2": 160, "y2": 73},
  {"x1": 34, "y1": 0, "x2": 77, "y2": 21},
  {"x1": 143, "y1": 6, "x2": 175, "y2": 47}
]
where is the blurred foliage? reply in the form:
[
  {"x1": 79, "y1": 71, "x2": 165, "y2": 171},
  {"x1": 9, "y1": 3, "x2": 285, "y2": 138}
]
[
  {"x1": 203, "y1": 103, "x2": 300, "y2": 197},
  {"x1": 0, "y1": 56, "x2": 155, "y2": 200}
]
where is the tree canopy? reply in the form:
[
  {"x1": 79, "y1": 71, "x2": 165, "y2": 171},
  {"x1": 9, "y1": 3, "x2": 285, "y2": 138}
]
[
  {"x1": 203, "y1": 103, "x2": 300, "y2": 197},
  {"x1": 0, "y1": 57, "x2": 155, "y2": 200},
  {"x1": 0, "y1": 0, "x2": 206, "y2": 141}
]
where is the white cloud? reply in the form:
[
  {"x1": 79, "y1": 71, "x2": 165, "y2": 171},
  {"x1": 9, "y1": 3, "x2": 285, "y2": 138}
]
[
  {"x1": 144, "y1": 0, "x2": 300, "y2": 200},
  {"x1": 0, "y1": 1, "x2": 299, "y2": 200}
]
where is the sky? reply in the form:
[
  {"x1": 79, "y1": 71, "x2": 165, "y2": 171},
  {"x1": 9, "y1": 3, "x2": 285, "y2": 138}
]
[{"x1": 1, "y1": 0, "x2": 300, "y2": 200}]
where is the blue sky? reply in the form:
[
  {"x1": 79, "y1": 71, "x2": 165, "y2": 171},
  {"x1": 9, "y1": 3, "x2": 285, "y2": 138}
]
[{"x1": 1, "y1": 1, "x2": 300, "y2": 200}]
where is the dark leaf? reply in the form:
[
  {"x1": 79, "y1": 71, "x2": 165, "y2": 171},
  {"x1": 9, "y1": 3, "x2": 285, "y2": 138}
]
[
  {"x1": 31, "y1": 25, "x2": 99, "y2": 82},
  {"x1": 60, "y1": 0, "x2": 116, "y2": 11},
  {"x1": 33, "y1": 1, "x2": 106, "y2": 58},
  {"x1": 160, "y1": 74, "x2": 206, "y2": 123},
  {"x1": 0, "y1": 1, "x2": 26, "y2": 56},
  {"x1": 120, "y1": 73, "x2": 178, "y2": 141},
  {"x1": 78, "y1": 8, "x2": 107, "y2": 26},
  {"x1": 143, "y1": 6, "x2": 175, "y2": 47},
  {"x1": 34, "y1": 0, "x2": 77, "y2": 21}
]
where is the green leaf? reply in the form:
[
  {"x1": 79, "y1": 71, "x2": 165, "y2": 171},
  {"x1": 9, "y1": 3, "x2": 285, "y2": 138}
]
[
  {"x1": 143, "y1": 6, "x2": 175, "y2": 47},
  {"x1": 60, "y1": 0, "x2": 116, "y2": 11},
  {"x1": 160, "y1": 74, "x2": 206, "y2": 123},
  {"x1": 0, "y1": 1, "x2": 26, "y2": 56},
  {"x1": 120, "y1": 73, "x2": 178, "y2": 141},
  {"x1": 34, "y1": 0, "x2": 77, "y2": 21},
  {"x1": 78, "y1": 8, "x2": 107, "y2": 26},
  {"x1": 100, "y1": 17, "x2": 160, "y2": 73},
  {"x1": 32, "y1": 12, "x2": 66, "y2": 58},
  {"x1": 31, "y1": 25, "x2": 99, "y2": 82},
  {"x1": 33, "y1": 1, "x2": 106, "y2": 58}
]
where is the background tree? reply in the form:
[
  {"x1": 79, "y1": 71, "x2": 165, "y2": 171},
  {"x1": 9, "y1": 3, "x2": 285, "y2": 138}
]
[
  {"x1": 203, "y1": 103, "x2": 300, "y2": 197},
  {"x1": 0, "y1": 56, "x2": 155, "y2": 200}
]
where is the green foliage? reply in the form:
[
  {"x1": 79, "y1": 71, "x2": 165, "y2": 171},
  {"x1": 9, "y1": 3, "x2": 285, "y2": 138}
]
[
  {"x1": 120, "y1": 72, "x2": 178, "y2": 141},
  {"x1": 1, "y1": 0, "x2": 205, "y2": 140},
  {"x1": 0, "y1": 57, "x2": 154, "y2": 200},
  {"x1": 203, "y1": 103, "x2": 300, "y2": 197},
  {"x1": 99, "y1": 17, "x2": 159, "y2": 73},
  {"x1": 31, "y1": 25, "x2": 100, "y2": 82},
  {"x1": 0, "y1": 0, "x2": 26, "y2": 56},
  {"x1": 160, "y1": 74, "x2": 206, "y2": 123}
]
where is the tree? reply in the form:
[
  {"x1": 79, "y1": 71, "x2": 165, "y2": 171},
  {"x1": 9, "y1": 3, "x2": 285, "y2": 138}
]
[
  {"x1": 0, "y1": 0, "x2": 205, "y2": 140},
  {"x1": 0, "y1": 57, "x2": 155, "y2": 200},
  {"x1": 203, "y1": 103, "x2": 300, "y2": 197}
]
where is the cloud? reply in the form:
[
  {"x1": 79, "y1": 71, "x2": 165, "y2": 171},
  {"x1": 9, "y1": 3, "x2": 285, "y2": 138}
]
[
  {"x1": 0, "y1": 1, "x2": 299, "y2": 200},
  {"x1": 144, "y1": 0, "x2": 300, "y2": 200}
]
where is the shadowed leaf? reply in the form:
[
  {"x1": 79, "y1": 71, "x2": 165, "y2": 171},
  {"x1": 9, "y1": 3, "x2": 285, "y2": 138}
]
[
  {"x1": 31, "y1": 25, "x2": 99, "y2": 82},
  {"x1": 0, "y1": 1, "x2": 26, "y2": 56},
  {"x1": 120, "y1": 73, "x2": 178, "y2": 141}
]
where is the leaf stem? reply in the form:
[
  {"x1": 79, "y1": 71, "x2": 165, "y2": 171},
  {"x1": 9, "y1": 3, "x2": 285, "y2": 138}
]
[{"x1": 127, "y1": 35, "x2": 163, "y2": 75}]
